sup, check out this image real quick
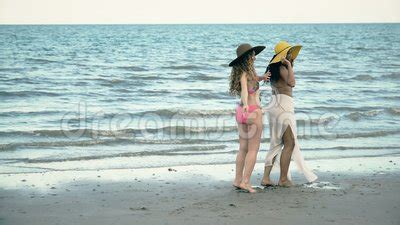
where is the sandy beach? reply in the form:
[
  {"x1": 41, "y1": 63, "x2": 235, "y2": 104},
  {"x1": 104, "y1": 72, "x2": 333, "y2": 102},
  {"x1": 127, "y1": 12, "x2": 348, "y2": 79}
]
[
  {"x1": 1, "y1": 1, "x2": 400, "y2": 223},
  {"x1": 1, "y1": 157, "x2": 399, "y2": 225},
  {"x1": 1, "y1": 23, "x2": 400, "y2": 225}
]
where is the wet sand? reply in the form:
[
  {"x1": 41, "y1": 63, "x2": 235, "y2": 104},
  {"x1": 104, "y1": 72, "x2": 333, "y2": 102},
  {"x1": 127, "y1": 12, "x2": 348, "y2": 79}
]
[{"x1": 0, "y1": 159, "x2": 399, "y2": 225}]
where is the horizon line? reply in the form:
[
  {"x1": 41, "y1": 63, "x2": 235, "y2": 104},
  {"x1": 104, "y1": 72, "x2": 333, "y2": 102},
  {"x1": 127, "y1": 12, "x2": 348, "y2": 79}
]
[{"x1": 1, "y1": 22, "x2": 399, "y2": 26}]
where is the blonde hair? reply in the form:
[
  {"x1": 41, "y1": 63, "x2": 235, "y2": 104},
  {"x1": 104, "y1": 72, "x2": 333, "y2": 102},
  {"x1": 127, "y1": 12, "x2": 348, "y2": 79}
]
[{"x1": 229, "y1": 52, "x2": 257, "y2": 96}]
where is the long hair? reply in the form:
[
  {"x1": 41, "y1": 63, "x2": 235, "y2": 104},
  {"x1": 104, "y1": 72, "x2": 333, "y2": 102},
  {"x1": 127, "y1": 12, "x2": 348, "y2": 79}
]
[
  {"x1": 268, "y1": 59, "x2": 294, "y2": 85},
  {"x1": 229, "y1": 52, "x2": 257, "y2": 96},
  {"x1": 269, "y1": 62, "x2": 282, "y2": 84}
]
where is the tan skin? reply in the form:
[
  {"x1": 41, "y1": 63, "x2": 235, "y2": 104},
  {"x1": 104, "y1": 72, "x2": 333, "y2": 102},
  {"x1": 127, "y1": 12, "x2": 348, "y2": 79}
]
[
  {"x1": 261, "y1": 54, "x2": 297, "y2": 187},
  {"x1": 233, "y1": 52, "x2": 271, "y2": 193},
  {"x1": 271, "y1": 55, "x2": 296, "y2": 97}
]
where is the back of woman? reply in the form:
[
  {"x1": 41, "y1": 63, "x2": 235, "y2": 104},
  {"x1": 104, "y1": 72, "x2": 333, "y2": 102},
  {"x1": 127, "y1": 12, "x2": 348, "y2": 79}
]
[{"x1": 228, "y1": 43, "x2": 270, "y2": 193}]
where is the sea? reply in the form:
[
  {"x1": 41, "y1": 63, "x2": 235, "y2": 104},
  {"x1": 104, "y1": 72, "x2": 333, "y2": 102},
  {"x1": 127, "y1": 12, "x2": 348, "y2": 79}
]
[{"x1": 0, "y1": 24, "x2": 399, "y2": 174}]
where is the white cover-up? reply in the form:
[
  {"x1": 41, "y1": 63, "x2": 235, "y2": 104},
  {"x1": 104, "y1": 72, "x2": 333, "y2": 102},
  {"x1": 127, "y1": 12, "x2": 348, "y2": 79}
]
[{"x1": 264, "y1": 94, "x2": 318, "y2": 182}]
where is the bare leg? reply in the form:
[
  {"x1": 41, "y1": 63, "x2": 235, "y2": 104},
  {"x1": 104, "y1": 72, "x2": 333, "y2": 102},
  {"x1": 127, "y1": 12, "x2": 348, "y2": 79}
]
[
  {"x1": 261, "y1": 156, "x2": 276, "y2": 186},
  {"x1": 239, "y1": 109, "x2": 263, "y2": 193},
  {"x1": 233, "y1": 123, "x2": 248, "y2": 187},
  {"x1": 279, "y1": 126, "x2": 295, "y2": 187}
]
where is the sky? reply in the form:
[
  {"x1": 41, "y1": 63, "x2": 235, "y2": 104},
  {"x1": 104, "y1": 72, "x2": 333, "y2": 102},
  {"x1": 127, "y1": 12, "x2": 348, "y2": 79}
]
[{"x1": 0, "y1": 0, "x2": 399, "y2": 24}]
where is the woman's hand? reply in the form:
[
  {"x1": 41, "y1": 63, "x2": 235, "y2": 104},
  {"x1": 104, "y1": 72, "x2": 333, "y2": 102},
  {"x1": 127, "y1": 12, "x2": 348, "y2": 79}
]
[
  {"x1": 263, "y1": 71, "x2": 271, "y2": 82},
  {"x1": 281, "y1": 58, "x2": 292, "y2": 67},
  {"x1": 242, "y1": 105, "x2": 249, "y2": 113}
]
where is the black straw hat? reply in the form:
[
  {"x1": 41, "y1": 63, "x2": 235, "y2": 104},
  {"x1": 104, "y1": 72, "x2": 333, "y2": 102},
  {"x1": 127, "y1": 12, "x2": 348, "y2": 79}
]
[{"x1": 229, "y1": 43, "x2": 265, "y2": 67}]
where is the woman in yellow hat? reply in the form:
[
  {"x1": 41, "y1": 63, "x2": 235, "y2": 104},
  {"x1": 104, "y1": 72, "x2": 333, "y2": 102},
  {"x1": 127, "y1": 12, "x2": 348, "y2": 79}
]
[
  {"x1": 229, "y1": 43, "x2": 270, "y2": 193},
  {"x1": 261, "y1": 41, "x2": 317, "y2": 187}
]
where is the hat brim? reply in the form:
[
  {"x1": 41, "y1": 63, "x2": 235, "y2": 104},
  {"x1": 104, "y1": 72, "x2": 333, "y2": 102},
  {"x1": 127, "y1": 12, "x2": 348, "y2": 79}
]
[
  {"x1": 229, "y1": 46, "x2": 265, "y2": 67},
  {"x1": 269, "y1": 45, "x2": 302, "y2": 65}
]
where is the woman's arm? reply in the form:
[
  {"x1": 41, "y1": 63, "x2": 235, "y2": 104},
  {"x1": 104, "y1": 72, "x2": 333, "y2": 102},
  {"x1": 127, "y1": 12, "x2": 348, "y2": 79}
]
[
  {"x1": 256, "y1": 72, "x2": 271, "y2": 82},
  {"x1": 240, "y1": 73, "x2": 249, "y2": 111},
  {"x1": 280, "y1": 58, "x2": 296, "y2": 87}
]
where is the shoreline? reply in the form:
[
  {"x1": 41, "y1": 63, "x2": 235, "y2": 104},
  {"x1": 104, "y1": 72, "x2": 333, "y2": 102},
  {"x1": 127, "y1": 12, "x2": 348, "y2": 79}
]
[
  {"x1": 0, "y1": 157, "x2": 399, "y2": 225},
  {"x1": 0, "y1": 155, "x2": 398, "y2": 188}
]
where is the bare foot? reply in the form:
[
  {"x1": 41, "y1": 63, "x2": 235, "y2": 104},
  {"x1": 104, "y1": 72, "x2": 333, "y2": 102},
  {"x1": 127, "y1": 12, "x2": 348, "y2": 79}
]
[
  {"x1": 232, "y1": 178, "x2": 242, "y2": 189},
  {"x1": 261, "y1": 178, "x2": 275, "y2": 187},
  {"x1": 278, "y1": 179, "x2": 294, "y2": 187},
  {"x1": 239, "y1": 183, "x2": 257, "y2": 193}
]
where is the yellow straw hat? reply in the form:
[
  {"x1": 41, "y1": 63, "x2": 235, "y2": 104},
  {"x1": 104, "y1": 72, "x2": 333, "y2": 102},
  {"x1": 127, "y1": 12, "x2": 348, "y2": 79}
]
[{"x1": 269, "y1": 41, "x2": 302, "y2": 64}]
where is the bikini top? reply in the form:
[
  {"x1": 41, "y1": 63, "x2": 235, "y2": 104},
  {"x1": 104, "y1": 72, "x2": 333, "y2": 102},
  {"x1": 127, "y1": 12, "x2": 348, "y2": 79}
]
[{"x1": 248, "y1": 80, "x2": 259, "y2": 95}]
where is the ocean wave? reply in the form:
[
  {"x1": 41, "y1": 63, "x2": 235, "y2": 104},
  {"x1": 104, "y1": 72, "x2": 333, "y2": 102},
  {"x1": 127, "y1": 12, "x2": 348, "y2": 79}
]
[
  {"x1": 116, "y1": 66, "x2": 148, "y2": 71},
  {"x1": 334, "y1": 130, "x2": 400, "y2": 139},
  {"x1": 349, "y1": 46, "x2": 379, "y2": 51},
  {"x1": 297, "y1": 116, "x2": 338, "y2": 125},
  {"x1": 10, "y1": 144, "x2": 400, "y2": 164},
  {"x1": 382, "y1": 72, "x2": 400, "y2": 80},
  {"x1": 297, "y1": 70, "x2": 336, "y2": 76},
  {"x1": 0, "y1": 125, "x2": 239, "y2": 139},
  {"x1": 90, "y1": 78, "x2": 129, "y2": 87},
  {"x1": 135, "y1": 89, "x2": 173, "y2": 95},
  {"x1": 303, "y1": 145, "x2": 400, "y2": 151},
  {"x1": 0, "y1": 138, "x2": 229, "y2": 152},
  {"x1": 0, "y1": 110, "x2": 63, "y2": 117},
  {"x1": 353, "y1": 74, "x2": 374, "y2": 81},
  {"x1": 129, "y1": 108, "x2": 236, "y2": 118},
  {"x1": 110, "y1": 79, "x2": 124, "y2": 84},
  {"x1": 0, "y1": 67, "x2": 24, "y2": 72},
  {"x1": 160, "y1": 65, "x2": 204, "y2": 70},
  {"x1": 1, "y1": 107, "x2": 396, "y2": 140},
  {"x1": 158, "y1": 125, "x2": 238, "y2": 134},
  {"x1": 0, "y1": 139, "x2": 107, "y2": 151},
  {"x1": 294, "y1": 130, "x2": 400, "y2": 140},
  {"x1": 346, "y1": 110, "x2": 382, "y2": 121},
  {"x1": 127, "y1": 75, "x2": 161, "y2": 81},
  {"x1": 187, "y1": 91, "x2": 230, "y2": 99},
  {"x1": 192, "y1": 74, "x2": 221, "y2": 81},
  {"x1": 21, "y1": 145, "x2": 228, "y2": 163},
  {"x1": 345, "y1": 107, "x2": 400, "y2": 121},
  {"x1": 127, "y1": 75, "x2": 179, "y2": 82},
  {"x1": 25, "y1": 57, "x2": 58, "y2": 64},
  {"x1": 319, "y1": 107, "x2": 399, "y2": 120},
  {"x1": 0, "y1": 115, "x2": 339, "y2": 140},
  {"x1": 2, "y1": 128, "x2": 399, "y2": 152},
  {"x1": 0, "y1": 90, "x2": 61, "y2": 98},
  {"x1": 309, "y1": 106, "x2": 379, "y2": 112},
  {"x1": 386, "y1": 107, "x2": 400, "y2": 115},
  {"x1": 4, "y1": 77, "x2": 41, "y2": 84},
  {"x1": 0, "y1": 111, "x2": 374, "y2": 140},
  {"x1": 351, "y1": 73, "x2": 400, "y2": 81},
  {"x1": 380, "y1": 96, "x2": 400, "y2": 101}
]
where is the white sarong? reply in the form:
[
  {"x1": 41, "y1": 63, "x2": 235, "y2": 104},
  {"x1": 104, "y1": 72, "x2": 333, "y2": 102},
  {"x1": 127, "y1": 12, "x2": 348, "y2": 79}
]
[{"x1": 264, "y1": 94, "x2": 317, "y2": 182}]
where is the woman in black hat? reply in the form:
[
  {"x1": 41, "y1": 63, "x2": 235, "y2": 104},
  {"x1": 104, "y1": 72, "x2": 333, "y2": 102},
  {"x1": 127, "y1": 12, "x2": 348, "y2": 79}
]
[{"x1": 229, "y1": 43, "x2": 270, "y2": 193}]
